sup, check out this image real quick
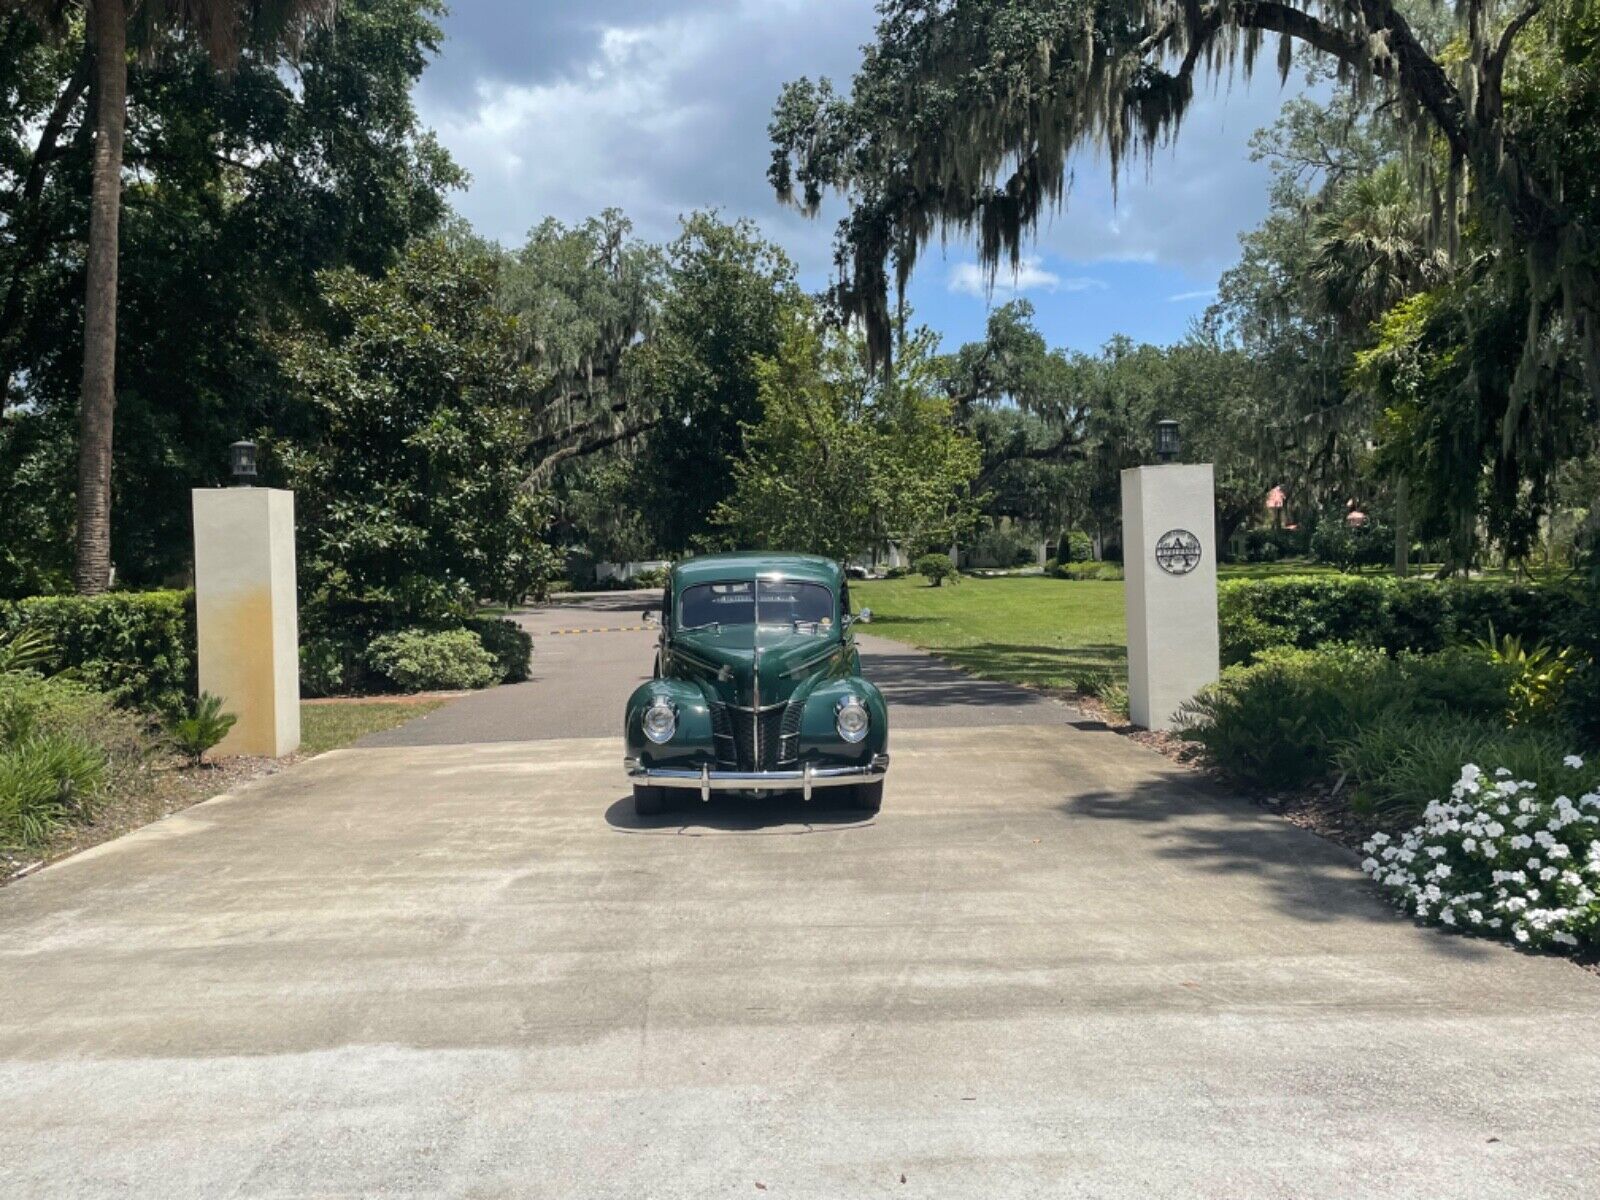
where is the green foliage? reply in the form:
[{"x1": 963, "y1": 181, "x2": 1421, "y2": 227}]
[
  {"x1": 1238, "y1": 528, "x2": 1306, "y2": 563},
  {"x1": 366, "y1": 627, "x2": 499, "y2": 692},
  {"x1": 467, "y1": 618, "x2": 532, "y2": 685},
  {"x1": 1179, "y1": 639, "x2": 1544, "y2": 794},
  {"x1": 168, "y1": 693, "x2": 238, "y2": 766},
  {"x1": 1061, "y1": 531, "x2": 1094, "y2": 563},
  {"x1": 0, "y1": 591, "x2": 194, "y2": 714},
  {"x1": 1217, "y1": 575, "x2": 1587, "y2": 666},
  {"x1": 274, "y1": 239, "x2": 560, "y2": 637},
  {"x1": 713, "y1": 307, "x2": 981, "y2": 561},
  {"x1": 883, "y1": 566, "x2": 907, "y2": 580},
  {"x1": 769, "y1": 0, "x2": 1600, "y2": 424},
  {"x1": 0, "y1": 734, "x2": 106, "y2": 848},
  {"x1": 299, "y1": 637, "x2": 363, "y2": 699},
  {"x1": 631, "y1": 213, "x2": 801, "y2": 553},
  {"x1": 1177, "y1": 645, "x2": 1406, "y2": 790},
  {"x1": 913, "y1": 554, "x2": 958, "y2": 587},
  {"x1": 0, "y1": 671, "x2": 149, "y2": 848},
  {"x1": 1054, "y1": 562, "x2": 1123, "y2": 582},
  {"x1": 0, "y1": 628, "x2": 53, "y2": 675},
  {"x1": 0, "y1": 1, "x2": 462, "y2": 590},
  {"x1": 1309, "y1": 516, "x2": 1394, "y2": 572},
  {"x1": 1475, "y1": 629, "x2": 1579, "y2": 726},
  {"x1": 628, "y1": 567, "x2": 669, "y2": 590},
  {"x1": 1335, "y1": 714, "x2": 1593, "y2": 827}
]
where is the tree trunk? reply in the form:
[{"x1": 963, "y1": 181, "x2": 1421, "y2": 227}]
[
  {"x1": 1393, "y1": 473, "x2": 1410, "y2": 579},
  {"x1": 73, "y1": 0, "x2": 127, "y2": 595}
]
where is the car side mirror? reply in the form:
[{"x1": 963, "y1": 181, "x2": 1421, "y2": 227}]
[
  {"x1": 856, "y1": 607, "x2": 871, "y2": 624},
  {"x1": 642, "y1": 610, "x2": 660, "y2": 626}
]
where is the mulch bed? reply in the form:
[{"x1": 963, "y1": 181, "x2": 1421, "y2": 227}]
[{"x1": 2, "y1": 752, "x2": 298, "y2": 886}]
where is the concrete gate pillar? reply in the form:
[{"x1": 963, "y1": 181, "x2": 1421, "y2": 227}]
[
  {"x1": 1120, "y1": 464, "x2": 1219, "y2": 731},
  {"x1": 192, "y1": 488, "x2": 300, "y2": 757}
]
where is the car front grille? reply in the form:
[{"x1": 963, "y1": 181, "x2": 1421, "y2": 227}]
[{"x1": 710, "y1": 702, "x2": 800, "y2": 771}]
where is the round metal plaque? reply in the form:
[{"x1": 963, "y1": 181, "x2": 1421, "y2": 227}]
[{"x1": 1154, "y1": 528, "x2": 1202, "y2": 576}]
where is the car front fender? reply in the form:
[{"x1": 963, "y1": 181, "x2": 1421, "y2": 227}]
[
  {"x1": 624, "y1": 678, "x2": 716, "y2": 766},
  {"x1": 797, "y1": 676, "x2": 888, "y2": 763}
]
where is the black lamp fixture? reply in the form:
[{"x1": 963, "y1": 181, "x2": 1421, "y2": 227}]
[
  {"x1": 1154, "y1": 418, "x2": 1180, "y2": 464},
  {"x1": 229, "y1": 438, "x2": 258, "y2": 486}
]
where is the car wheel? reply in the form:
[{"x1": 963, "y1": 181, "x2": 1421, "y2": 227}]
[
  {"x1": 850, "y1": 780, "x2": 883, "y2": 815},
  {"x1": 633, "y1": 784, "x2": 669, "y2": 816}
]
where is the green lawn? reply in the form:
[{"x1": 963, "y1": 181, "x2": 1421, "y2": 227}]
[
  {"x1": 854, "y1": 575, "x2": 1126, "y2": 692},
  {"x1": 298, "y1": 699, "x2": 444, "y2": 756},
  {"x1": 853, "y1": 560, "x2": 1338, "y2": 691}
]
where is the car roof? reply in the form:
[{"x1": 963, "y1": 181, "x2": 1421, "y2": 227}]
[{"x1": 670, "y1": 552, "x2": 843, "y2": 590}]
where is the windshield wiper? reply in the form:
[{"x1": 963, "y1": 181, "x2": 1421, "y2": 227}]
[{"x1": 677, "y1": 621, "x2": 722, "y2": 633}]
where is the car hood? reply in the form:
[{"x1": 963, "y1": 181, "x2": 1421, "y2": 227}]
[{"x1": 673, "y1": 626, "x2": 842, "y2": 708}]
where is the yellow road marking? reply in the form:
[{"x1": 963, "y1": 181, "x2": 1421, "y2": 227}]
[{"x1": 541, "y1": 625, "x2": 649, "y2": 636}]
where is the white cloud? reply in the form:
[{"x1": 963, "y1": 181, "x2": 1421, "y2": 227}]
[
  {"x1": 1167, "y1": 288, "x2": 1217, "y2": 303},
  {"x1": 416, "y1": 0, "x2": 875, "y2": 276},
  {"x1": 947, "y1": 256, "x2": 1105, "y2": 298}
]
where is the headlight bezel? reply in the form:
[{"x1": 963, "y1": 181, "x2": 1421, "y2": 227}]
[
  {"x1": 642, "y1": 697, "x2": 677, "y2": 744},
  {"x1": 835, "y1": 694, "x2": 870, "y2": 743}
]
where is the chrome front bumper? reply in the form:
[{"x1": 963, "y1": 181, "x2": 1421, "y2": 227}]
[{"x1": 625, "y1": 754, "x2": 889, "y2": 802}]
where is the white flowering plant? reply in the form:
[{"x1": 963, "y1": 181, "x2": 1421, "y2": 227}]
[{"x1": 1362, "y1": 755, "x2": 1600, "y2": 952}]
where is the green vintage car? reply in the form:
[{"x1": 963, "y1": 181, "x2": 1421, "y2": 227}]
[{"x1": 623, "y1": 553, "x2": 890, "y2": 815}]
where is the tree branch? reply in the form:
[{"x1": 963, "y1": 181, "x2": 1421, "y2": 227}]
[{"x1": 528, "y1": 418, "x2": 659, "y2": 480}]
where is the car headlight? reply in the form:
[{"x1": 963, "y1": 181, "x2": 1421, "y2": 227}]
[
  {"x1": 642, "y1": 698, "x2": 677, "y2": 744},
  {"x1": 835, "y1": 695, "x2": 869, "y2": 743}
]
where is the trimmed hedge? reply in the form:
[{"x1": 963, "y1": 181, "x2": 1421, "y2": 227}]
[
  {"x1": 366, "y1": 627, "x2": 500, "y2": 692},
  {"x1": 469, "y1": 617, "x2": 532, "y2": 684},
  {"x1": 1218, "y1": 575, "x2": 1589, "y2": 666},
  {"x1": 0, "y1": 591, "x2": 194, "y2": 715}
]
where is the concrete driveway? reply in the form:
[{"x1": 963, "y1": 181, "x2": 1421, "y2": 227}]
[{"x1": 3, "y1": 595, "x2": 1599, "y2": 1197}]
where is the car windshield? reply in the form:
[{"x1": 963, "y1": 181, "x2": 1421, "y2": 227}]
[{"x1": 679, "y1": 580, "x2": 834, "y2": 632}]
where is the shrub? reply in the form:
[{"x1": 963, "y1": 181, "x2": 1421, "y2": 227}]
[
  {"x1": 366, "y1": 628, "x2": 499, "y2": 692},
  {"x1": 884, "y1": 565, "x2": 907, "y2": 580},
  {"x1": 0, "y1": 671, "x2": 148, "y2": 848},
  {"x1": 629, "y1": 566, "x2": 669, "y2": 589},
  {"x1": 0, "y1": 591, "x2": 194, "y2": 715},
  {"x1": 1474, "y1": 629, "x2": 1579, "y2": 725},
  {"x1": 1074, "y1": 669, "x2": 1115, "y2": 698},
  {"x1": 1181, "y1": 639, "x2": 1530, "y2": 796},
  {"x1": 0, "y1": 628, "x2": 53, "y2": 675},
  {"x1": 1310, "y1": 516, "x2": 1393, "y2": 571},
  {"x1": 1061, "y1": 530, "x2": 1094, "y2": 563},
  {"x1": 1360, "y1": 755, "x2": 1600, "y2": 952},
  {"x1": 913, "y1": 553, "x2": 958, "y2": 587},
  {"x1": 1337, "y1": 714, "x2": 1579, "y2": 826},
  {"x1": 0, "y1": 671, "x2": 149, "y2": 764},
  {"x1": 0, "y1": 733, "x2": 106, "y2": 848},
  {"x1": 169, "y1": 693, "x2": 238, "y2": 766},
  {"x1": 1055, "y1": 561, "x2": 1123, "y2": 581},
  {"x1": 1240, "y1": 527, "x2": 1306, "y2": 563},
  {"x1": 300, "y1": 637, "x2": 366, "y2": 698},
  {"x1": 1216, "y1": 575, "x2": 1586, "y2": 666},
  {"x1": 1176, "y1": 645, "x2": 1404, "y2": 789},
  {"x1": 970, "y1": 524, "x2": 1037, "y2": 567},
  {"x1": 469, "y1": 617, "x2": 532, "y2": 684},
  {"x1": 1100, "y1": 681, "x2": 1130, "y2": 718}
]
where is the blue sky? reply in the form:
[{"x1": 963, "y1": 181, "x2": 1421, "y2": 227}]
[{"x1": 415, "y1": 0, "x2": 1312, "y2": 356}]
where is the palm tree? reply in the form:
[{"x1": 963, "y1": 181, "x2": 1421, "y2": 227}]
[
  {"x1": 14, "y1": 1, "x2": 335, "y2": 593},
  {"x1": 1308, "y1": 162, "x2": 1450, "y2": 578},
  {"x1": 1308, "y1": 163, "x2": 1449, "y2": 333}
]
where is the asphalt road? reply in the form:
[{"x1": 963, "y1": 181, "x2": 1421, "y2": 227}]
[
  {"x1": 3, "y1": 594, "x2": 1599, "y2": 1197},
  {"x1": 358, "y1": 590, "x2": 1074, "y2": 746}
]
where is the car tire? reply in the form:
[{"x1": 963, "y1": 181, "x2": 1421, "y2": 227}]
[
  {"x1": 850, "y1": 780, "x2": 883, "y2": 815},
  {"x1": 633, "y1": 784, "x2": 668, "y2": 816}
]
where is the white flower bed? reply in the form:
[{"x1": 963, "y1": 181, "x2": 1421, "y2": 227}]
[{"x1": 1362, "y1": 757, "x2": 1600, "y2": 951}]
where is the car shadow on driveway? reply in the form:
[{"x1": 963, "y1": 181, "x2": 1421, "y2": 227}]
[{"x1": 603, "y1": 794, "x2": 875, "y2": 835}]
